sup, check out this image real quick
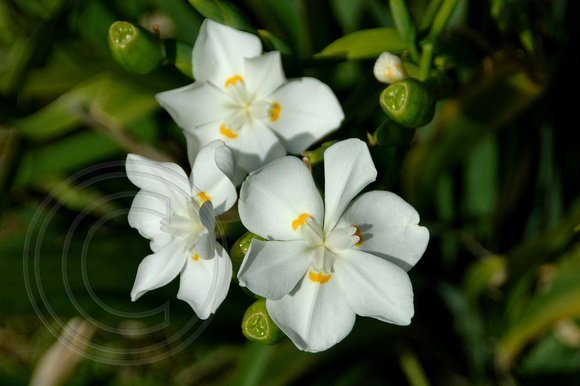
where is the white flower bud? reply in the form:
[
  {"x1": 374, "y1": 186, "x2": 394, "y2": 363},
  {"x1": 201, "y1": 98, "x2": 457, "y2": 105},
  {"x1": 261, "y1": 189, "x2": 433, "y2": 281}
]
[{"x1": 373, "y1": 52, "x2": 408, "y2": 84}]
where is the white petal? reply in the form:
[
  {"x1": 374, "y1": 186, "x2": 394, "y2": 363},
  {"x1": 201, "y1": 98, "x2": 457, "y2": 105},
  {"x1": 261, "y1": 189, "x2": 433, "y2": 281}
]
[
  {"x1": 131, "y1": 238, "x2": 186, "y2": 301},
  {"x1": 155, "y1": 82, "x2": 230, "y2": 130},
  {"x1": 337, "y1": 191, "x2": 429, "y2": 271},
  {"x1": 126, "y1": 154, "x2": 191, "y2": 214},
  {"x1": 334, "y1": 248, "x2": 414, "y2": 325},
  {"x1": 177, "y1": 243, "x2": 232, "y2": 319},
  {"x1": 191, "y1": 140, "x2": 237, "y2": 214},
  {"x1": 323, "y1": 139, "x2": 377, "y2": 231},
  {"x1": 184, "y1": 121, "x2": 285, "y2": 185},
  {"x1": 195, "y1": 201, "x2": 217, "y2": 260},
  {"x1": 243, "y1": 52, "x2": 286, "y2": 99},
  {"x1": 238, "y1": 239, "x2": 313, "y2": 300},
  {"x1": 238, "y1": 156, "x2": 324, "y2": 241},
  {"x1": 234, "y1": 120, "x2": 286, "y2": 176},
  {"x1": 128, "y1": 190, "x2": 169, "y2": 241},
  {"x1": 268, "y1": 77, "x2": 344, "y2": 154},
  {"x1": 193, "y1": 19, "x2": 262, "y2": 88},
  {"x1": 266, "y1": 273, "x2": 356, "y2": 352}
]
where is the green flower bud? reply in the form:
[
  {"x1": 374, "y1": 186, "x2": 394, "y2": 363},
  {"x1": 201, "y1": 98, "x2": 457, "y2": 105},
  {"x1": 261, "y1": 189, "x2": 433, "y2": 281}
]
[
  {"x1": 230, "y1": 231, "x2": 265, "y2": 277},
  {"x1": 108, "y1": 21, "x2": 165, "y2": 74},
  {"x1": 379, "y1": 78, "x2": 435, "y2": 128},
  {"x1": 241, "y1": 298, "x2": 285, "y2": 345}
]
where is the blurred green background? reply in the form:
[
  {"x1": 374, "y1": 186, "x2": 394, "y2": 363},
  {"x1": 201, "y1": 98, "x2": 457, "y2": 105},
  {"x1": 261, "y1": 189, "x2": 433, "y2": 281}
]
[{"x1": 1, "y1": 0, "x2": 580, "y2": 384}]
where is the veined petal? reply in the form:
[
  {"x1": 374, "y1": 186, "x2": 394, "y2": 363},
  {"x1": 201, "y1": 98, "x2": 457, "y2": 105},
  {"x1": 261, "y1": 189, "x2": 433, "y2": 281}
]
[
  {"x1": 268, "y1": 77, "x2": 344, "y2": 154},
  {"x1": 323, "y1": 139, "x2": 377, "y2": 232},
  {"x1": 191, "y1": 140, "x2": 237, "y2": 214},
  {"x1": 337, "y1": 191, "x2": 429, "y2": 271},
  {"x1": 155, "y1": 82, "x2": 230, "y2": 130},
  {"x1": 193, "y1": 19, "x2": 262, "y2": 87},
  {"x1": 177, "y1": 243, "x2": 232, "y2": 320},
  {"x1": 131, "y1": 238, "x2": 187, "y2": 301},
  {"x1": 126, "y1": 154, "x2": 191, "y2": 214},
  {"x1": 266, "y1": 273, "x2": 356, "y2": 352},
  {"x1": 239, "y1": 156, "x2": 324, "y2": 241},
  {"x1": 243, "y1": 52, "x2": 286, "y2": 99},
  {"x1": 334, "y1": 248, "x2": 414, "y2": 325},
  {"x1": 238, "y1": 239, "x2": 313, "y2": 300}
]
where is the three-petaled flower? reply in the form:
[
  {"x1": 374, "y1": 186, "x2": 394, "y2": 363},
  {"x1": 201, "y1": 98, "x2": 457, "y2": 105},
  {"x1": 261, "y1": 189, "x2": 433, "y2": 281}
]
[
  {"x1": 237, "y1": 139, "x2": 429, "y2": 352},
  {"x1": 156, "y1": 19, "x2": 345, "y2": 183},
  {"x1": 126, "y1": 140, "x2": 236, "y2": 319}
]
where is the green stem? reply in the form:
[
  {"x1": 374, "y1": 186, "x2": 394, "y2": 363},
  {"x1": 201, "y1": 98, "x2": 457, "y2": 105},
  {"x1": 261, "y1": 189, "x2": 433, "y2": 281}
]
[
  {"x1": 419, "y1": 0, "x2": 445, "y2": 30},
  {"x1": 231, "y1": 342, "x2": 276, "y2": 386},
  {"x1": 400, "y1": 350, "x2": 431, "y2": 386},
  {"x1": 418, "y1": 42, "x2": 434, "y2": 81},
  {"x1": 389, "y1": 0, "x2": 419, "y2": 61},
  {"x1": 424, "y1": 0, "x2": 459, "y2": 43}
]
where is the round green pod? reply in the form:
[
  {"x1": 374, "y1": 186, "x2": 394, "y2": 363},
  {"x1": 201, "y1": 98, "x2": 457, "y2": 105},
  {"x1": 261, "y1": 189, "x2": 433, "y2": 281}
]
[
  {"x1": 241, "y1": 298, "x2": 285, "y2": 345},
  {"x1": 108, "y1": 21, "x2": 165, "y2": 74},
  {"x1": 379, "y1": 78, "x2": 436, "y2": 128}
]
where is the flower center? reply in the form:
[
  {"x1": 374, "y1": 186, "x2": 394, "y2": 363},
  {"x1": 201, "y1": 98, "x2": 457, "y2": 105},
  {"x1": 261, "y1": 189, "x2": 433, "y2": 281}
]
[
  {"x1": 296, "y1": 216, "x2": 360, "y2": 284},
  {"x1": 220, "y1": 75, "x2": 280, "y2": 138},
  {"x1": 159, "y1": 200, "x2": 205, "y2": 252}
]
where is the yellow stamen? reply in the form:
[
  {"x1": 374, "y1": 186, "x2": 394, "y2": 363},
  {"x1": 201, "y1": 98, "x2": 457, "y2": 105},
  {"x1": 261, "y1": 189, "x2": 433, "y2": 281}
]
[
  {"x1": 308, "y1": 270, "x2": 331, "y2": 284},
  {"x1": 292, "y1": 213, "x2": 311, "y2": 231},
  {"x1": 192, "y1": 254, "x2": 199, "y2": 261},
  {"x1": 270, "y1": 101, "x2": 281, "y2": 122},
  {"x1": 220, "y1": 125, "x2": 238, "y2": 139},
  {"x1": 352, "y1": 224, "x2": 363, "y2": 247},
  {"x1": 225, "y1": 75, "x2": 243, "y2": 87},
  {"x1": 196, "y1": 191, "x2": 211, "y2": 202}
]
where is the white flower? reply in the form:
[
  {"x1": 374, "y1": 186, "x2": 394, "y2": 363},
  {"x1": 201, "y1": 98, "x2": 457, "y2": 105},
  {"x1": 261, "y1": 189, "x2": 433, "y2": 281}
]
[
  {"x1": 373, "y1": 51, "x2": 408, "y2": 84},
  {"x1": 156, "y1": 19, "x2": 344, "y2": 184},
  {"x1": 126, "y1": 140, "x2": 237, "y2": 319},
  {"x1": 237, "y1": 138, "x2": 429, "y2": 352}
]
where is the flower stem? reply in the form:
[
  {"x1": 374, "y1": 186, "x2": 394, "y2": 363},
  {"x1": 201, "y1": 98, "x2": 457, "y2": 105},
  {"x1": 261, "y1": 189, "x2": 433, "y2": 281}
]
[
  {"x1": 418, "y1": 42, "x2": 434, "y2": 81},
  {"x1": 231, "y1": 341, "x2": 276, "y2": 386}
]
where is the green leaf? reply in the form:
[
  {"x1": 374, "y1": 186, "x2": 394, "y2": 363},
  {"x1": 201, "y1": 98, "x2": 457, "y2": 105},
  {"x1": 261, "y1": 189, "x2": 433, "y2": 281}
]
[
  {"x1": 497, "y1": 243, "x2": 580, "y2": 367},
  {"x1": 402, "y1": 67, "x2": 544, "y2": 212},
  {"x1": 315, "y1": 28, "x2": 406, "y2": 60}
]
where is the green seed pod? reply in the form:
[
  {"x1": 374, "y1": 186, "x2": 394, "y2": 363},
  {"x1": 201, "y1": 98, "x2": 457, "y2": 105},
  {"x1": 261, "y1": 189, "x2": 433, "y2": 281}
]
[
  {"x1": 241, "y1": 298, "x2": 285, "y2": 345},
  {"x1": 230, "y1": 231, "x2": 265, "y2": 277},
  {"x1": 108, "y1": 21, "x2": 165, "y2": 75},
  {"x1": 379, "y1": 78, "x2": 436, "y2": 128}
]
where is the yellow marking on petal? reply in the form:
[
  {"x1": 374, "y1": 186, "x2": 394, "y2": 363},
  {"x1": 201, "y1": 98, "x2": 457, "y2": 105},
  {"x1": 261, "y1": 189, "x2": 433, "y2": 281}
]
[
  {"x1": 309, "y1": 270, "x2": 331, "y2": 284},
  {"x1": 225, "y1": 75, "x2": 244, "y2": 87},
  {"x1": 352, "y1": 224, "x2": 363, "y2": 247},
  {"x1": 196, "y1": 191, "x2": 211, "y2": 202},
  {"x1": 270, "y1": 101, "x2": 281, "y2": 122},
  {"x1": 292, "y1": 213, "x2": 311, "y2": 231},
  {"x1": 220, "y1": 125, "x2": 238, "y2": 139},
  {"x1": 192, "y1": 254, "x2": 199, "y2": 261}
]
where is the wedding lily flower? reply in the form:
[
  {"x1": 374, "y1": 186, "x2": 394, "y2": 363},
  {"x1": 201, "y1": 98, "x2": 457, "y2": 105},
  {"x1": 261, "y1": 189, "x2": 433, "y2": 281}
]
[
  {"x1": 237, "y1": 139, "x2": 429, "y2": 352},
  {"x1": 156, "y1": 19, "x2": 344, "y2": 183},
  {"x1": 126, "y1": 140, "x2": 236, "y2": 319}
]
